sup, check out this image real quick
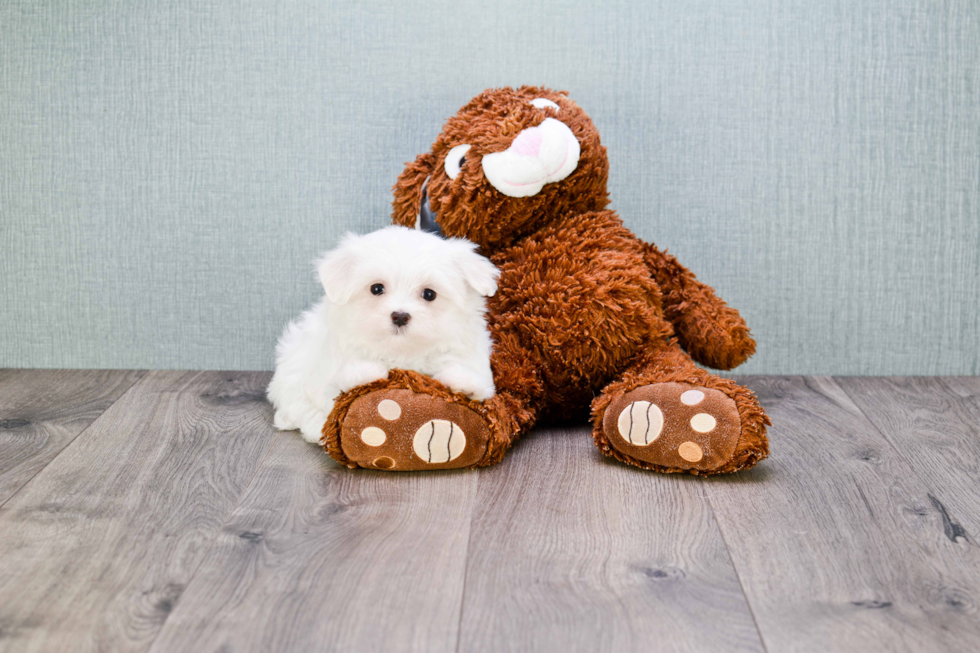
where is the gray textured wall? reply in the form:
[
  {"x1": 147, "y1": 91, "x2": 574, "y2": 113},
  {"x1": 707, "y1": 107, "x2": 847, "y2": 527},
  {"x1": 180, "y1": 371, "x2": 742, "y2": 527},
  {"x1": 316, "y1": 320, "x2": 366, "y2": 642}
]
[{"x1": 2, "y1": 0, "x2": 978, "y2": 374}]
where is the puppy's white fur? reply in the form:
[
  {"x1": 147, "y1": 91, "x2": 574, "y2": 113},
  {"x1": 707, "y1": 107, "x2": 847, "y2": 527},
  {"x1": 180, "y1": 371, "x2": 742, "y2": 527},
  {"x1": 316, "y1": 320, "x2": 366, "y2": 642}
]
[{"x1": 267, "y1": 226, "x2": 499, "y2": 443}]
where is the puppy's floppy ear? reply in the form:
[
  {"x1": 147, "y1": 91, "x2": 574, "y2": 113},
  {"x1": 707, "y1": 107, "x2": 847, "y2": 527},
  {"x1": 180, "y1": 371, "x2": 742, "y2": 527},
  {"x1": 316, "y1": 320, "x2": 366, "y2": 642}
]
[
  {"x1": 450, "y1": 239, "x2": 499, "y2": 297},
  {"x1": 317, "y1": 234, "x2": 361, "y2": 304}
]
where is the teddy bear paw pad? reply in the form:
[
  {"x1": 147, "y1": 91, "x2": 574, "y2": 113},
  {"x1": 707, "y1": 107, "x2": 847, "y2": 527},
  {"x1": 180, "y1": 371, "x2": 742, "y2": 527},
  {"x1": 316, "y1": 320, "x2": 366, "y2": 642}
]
[
  {"x1": 340, "y1": 389, "x2": 488, "y2": 470},
  {"x1": 603, "y1": 382, "x2": 741, "y2": 472}
]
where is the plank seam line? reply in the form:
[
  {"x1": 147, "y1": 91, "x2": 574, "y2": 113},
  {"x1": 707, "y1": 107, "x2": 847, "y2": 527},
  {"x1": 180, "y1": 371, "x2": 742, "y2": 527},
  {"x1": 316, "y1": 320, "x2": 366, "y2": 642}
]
[
  {"x1": 453, "y1": 470, "x2": 481, "y2": 653},
  {"x1": 142, "y1": 426, "x2": 283, "y2": 653},
  {"x1": 0, "y1": 369, "x2": 148, "y2": 512},
  {"x1": 829, "y1": 376, "x2": 944, "y2": 487},
  {"x1": 701, "y1": 480, "x2": 770, "y2": 653},
  {"x1": 829, "y1": 376, "x2": 975, "y2": 540}
]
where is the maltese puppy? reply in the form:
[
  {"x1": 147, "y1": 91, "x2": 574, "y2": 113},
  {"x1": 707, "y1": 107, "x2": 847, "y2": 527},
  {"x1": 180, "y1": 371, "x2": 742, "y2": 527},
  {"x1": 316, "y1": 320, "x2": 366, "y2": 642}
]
[{"x1": 267, "y1": 226, "x2": 499, "y2": 443}]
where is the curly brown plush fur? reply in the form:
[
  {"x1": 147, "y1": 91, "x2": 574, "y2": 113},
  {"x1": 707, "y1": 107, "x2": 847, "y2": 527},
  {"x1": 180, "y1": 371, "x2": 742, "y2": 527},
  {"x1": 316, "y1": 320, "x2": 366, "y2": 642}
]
[{"x1": 324, "y1": 86, "x2": 769, "y2": 475}]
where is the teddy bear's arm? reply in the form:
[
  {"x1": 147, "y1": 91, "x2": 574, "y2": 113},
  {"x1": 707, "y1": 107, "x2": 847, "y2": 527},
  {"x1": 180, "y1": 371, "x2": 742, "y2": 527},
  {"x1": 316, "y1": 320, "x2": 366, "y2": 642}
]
[{"x1": 642, "y1": 243, "x2": 756, "y2": 370}]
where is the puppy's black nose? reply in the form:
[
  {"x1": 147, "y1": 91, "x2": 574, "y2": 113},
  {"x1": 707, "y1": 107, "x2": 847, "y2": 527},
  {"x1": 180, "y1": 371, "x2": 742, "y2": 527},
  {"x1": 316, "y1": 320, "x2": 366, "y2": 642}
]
[{"x1": 391, "y1": 311, "x2": 411, "y2": 327}]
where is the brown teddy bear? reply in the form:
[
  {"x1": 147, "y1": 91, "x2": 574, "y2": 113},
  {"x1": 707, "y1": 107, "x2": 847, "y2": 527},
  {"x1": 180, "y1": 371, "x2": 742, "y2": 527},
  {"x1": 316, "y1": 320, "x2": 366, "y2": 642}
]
[{"x1": 323, "y1": 86, "x2": 770, "y2": 475}]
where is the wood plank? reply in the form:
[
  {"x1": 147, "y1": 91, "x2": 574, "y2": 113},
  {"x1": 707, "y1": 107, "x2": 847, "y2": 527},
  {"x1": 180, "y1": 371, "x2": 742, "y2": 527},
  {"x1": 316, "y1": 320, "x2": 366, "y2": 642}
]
[
  {"x1": 0, "y1": 369, "x2": 145, "y2": 504},
  {"x1": 0, "y1": 371, "x2": 277, "y2": 653},
  {"x1": 837, "y1": 376, "x2": 980, "y2": 536},
  {"x1": 704, "y1": 376, "x2": 980, "y2": 653},
  {"x1": 148, "y1": 434, "x2": 478, "y2": 653},
  {"x1": 456, "y1": 426, "x2": 765, "y2": 653}
]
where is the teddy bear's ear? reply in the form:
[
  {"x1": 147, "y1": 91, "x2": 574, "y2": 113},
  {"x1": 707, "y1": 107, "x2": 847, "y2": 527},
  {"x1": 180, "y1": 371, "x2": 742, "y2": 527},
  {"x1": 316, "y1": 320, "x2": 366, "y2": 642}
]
[
  {"x1": 392, "y1": 152, "x2": 436, "y2": 229},
  {"x1": 450, "y1": 240, "x2": 499, "y2": 298},
  {"x1": 317, "y1": 235, "x2": 361, "y2": 304}
]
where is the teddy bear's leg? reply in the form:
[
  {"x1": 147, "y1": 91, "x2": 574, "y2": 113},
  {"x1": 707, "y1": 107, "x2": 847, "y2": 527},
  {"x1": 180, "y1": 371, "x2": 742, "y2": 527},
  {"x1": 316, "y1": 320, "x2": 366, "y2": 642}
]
[
  {"x1": 321, "y1": 369, "x2": 535, "y2": 471},
  {"x1": 591, "y1": 341, "x2": 770, "y2": 475}
]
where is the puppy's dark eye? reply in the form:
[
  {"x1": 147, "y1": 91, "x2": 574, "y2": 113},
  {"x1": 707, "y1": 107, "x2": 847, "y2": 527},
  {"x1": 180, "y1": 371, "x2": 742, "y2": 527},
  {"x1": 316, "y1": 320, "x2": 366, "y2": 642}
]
[
  {"x1": 371, "y1": 283, "x2": 385, "y2": 296},
  {"x1": 422, "y1": 288, "x2": 437, "y2": 301}
]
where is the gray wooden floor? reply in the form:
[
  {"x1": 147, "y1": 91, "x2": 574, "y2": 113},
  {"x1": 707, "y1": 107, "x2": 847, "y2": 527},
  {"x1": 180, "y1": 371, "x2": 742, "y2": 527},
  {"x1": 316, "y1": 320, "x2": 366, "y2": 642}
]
[{"x1": 1, "y1": 371, "x2": 978, "y2": 652}]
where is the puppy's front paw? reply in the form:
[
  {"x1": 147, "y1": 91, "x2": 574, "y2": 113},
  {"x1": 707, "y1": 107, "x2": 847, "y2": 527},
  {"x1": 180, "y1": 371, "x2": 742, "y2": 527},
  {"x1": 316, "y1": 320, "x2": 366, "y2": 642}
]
[
  {"x1": 337, "y1": 360, "x2": 389, "y2": 392},
  {"x1": 273, "y1": 402, "x2": 329, "y2": 444},
  {"x1": 434, "y1": 364, "x2": 495, "y2": 401},
  {"x1": 273, "y1": 409, "x2": 298, "y2": 431},
  {"x1": 300, "y1": 409, "x2": 330, "y2": 444}
]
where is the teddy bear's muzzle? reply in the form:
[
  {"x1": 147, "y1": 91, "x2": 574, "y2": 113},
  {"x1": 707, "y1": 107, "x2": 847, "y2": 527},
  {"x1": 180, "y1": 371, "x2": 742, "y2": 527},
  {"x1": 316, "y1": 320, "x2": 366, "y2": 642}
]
[{"x1": 481, "y1": 117, "x2": 580, "y2": 198}]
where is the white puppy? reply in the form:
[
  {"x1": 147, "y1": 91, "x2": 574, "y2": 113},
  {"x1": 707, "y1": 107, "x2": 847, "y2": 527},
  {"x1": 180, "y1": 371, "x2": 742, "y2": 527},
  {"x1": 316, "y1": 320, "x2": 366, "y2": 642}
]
[{"x1": 267, "y1": 226, "x2": 499, "y2": 443}]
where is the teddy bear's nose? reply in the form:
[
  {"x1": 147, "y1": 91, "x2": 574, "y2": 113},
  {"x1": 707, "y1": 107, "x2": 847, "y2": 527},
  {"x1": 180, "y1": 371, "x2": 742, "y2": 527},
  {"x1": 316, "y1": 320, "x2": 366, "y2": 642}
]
[
  {"x1": 391, "y1": 311, "x2": 411, "y2": 327},
  {"x1": 510, "y1": 128, "x2": 543, "y2": 157}
]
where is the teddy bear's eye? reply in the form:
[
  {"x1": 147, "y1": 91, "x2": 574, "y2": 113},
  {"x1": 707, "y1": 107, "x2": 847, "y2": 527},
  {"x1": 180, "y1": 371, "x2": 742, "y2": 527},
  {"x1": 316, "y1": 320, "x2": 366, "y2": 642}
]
[
  {"x1": 422, "y1": 288, "x2": 437, "y2": 302},
  {"x1": 444, "y1": 144, "x2": 471, "y2": 180},
  {"x1": 370, "y1": 283, "x2": 385, "y2": 296}
]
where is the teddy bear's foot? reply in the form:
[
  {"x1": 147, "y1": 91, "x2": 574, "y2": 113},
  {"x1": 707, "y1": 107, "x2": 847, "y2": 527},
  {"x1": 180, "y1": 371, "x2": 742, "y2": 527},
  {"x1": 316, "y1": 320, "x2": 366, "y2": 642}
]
[
  {"x1": 334, "y1": 388, "x2": 490, "y2": 471},
  {"x1": 599, "y1": 382, "x2": 758, "y2": 474}
]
